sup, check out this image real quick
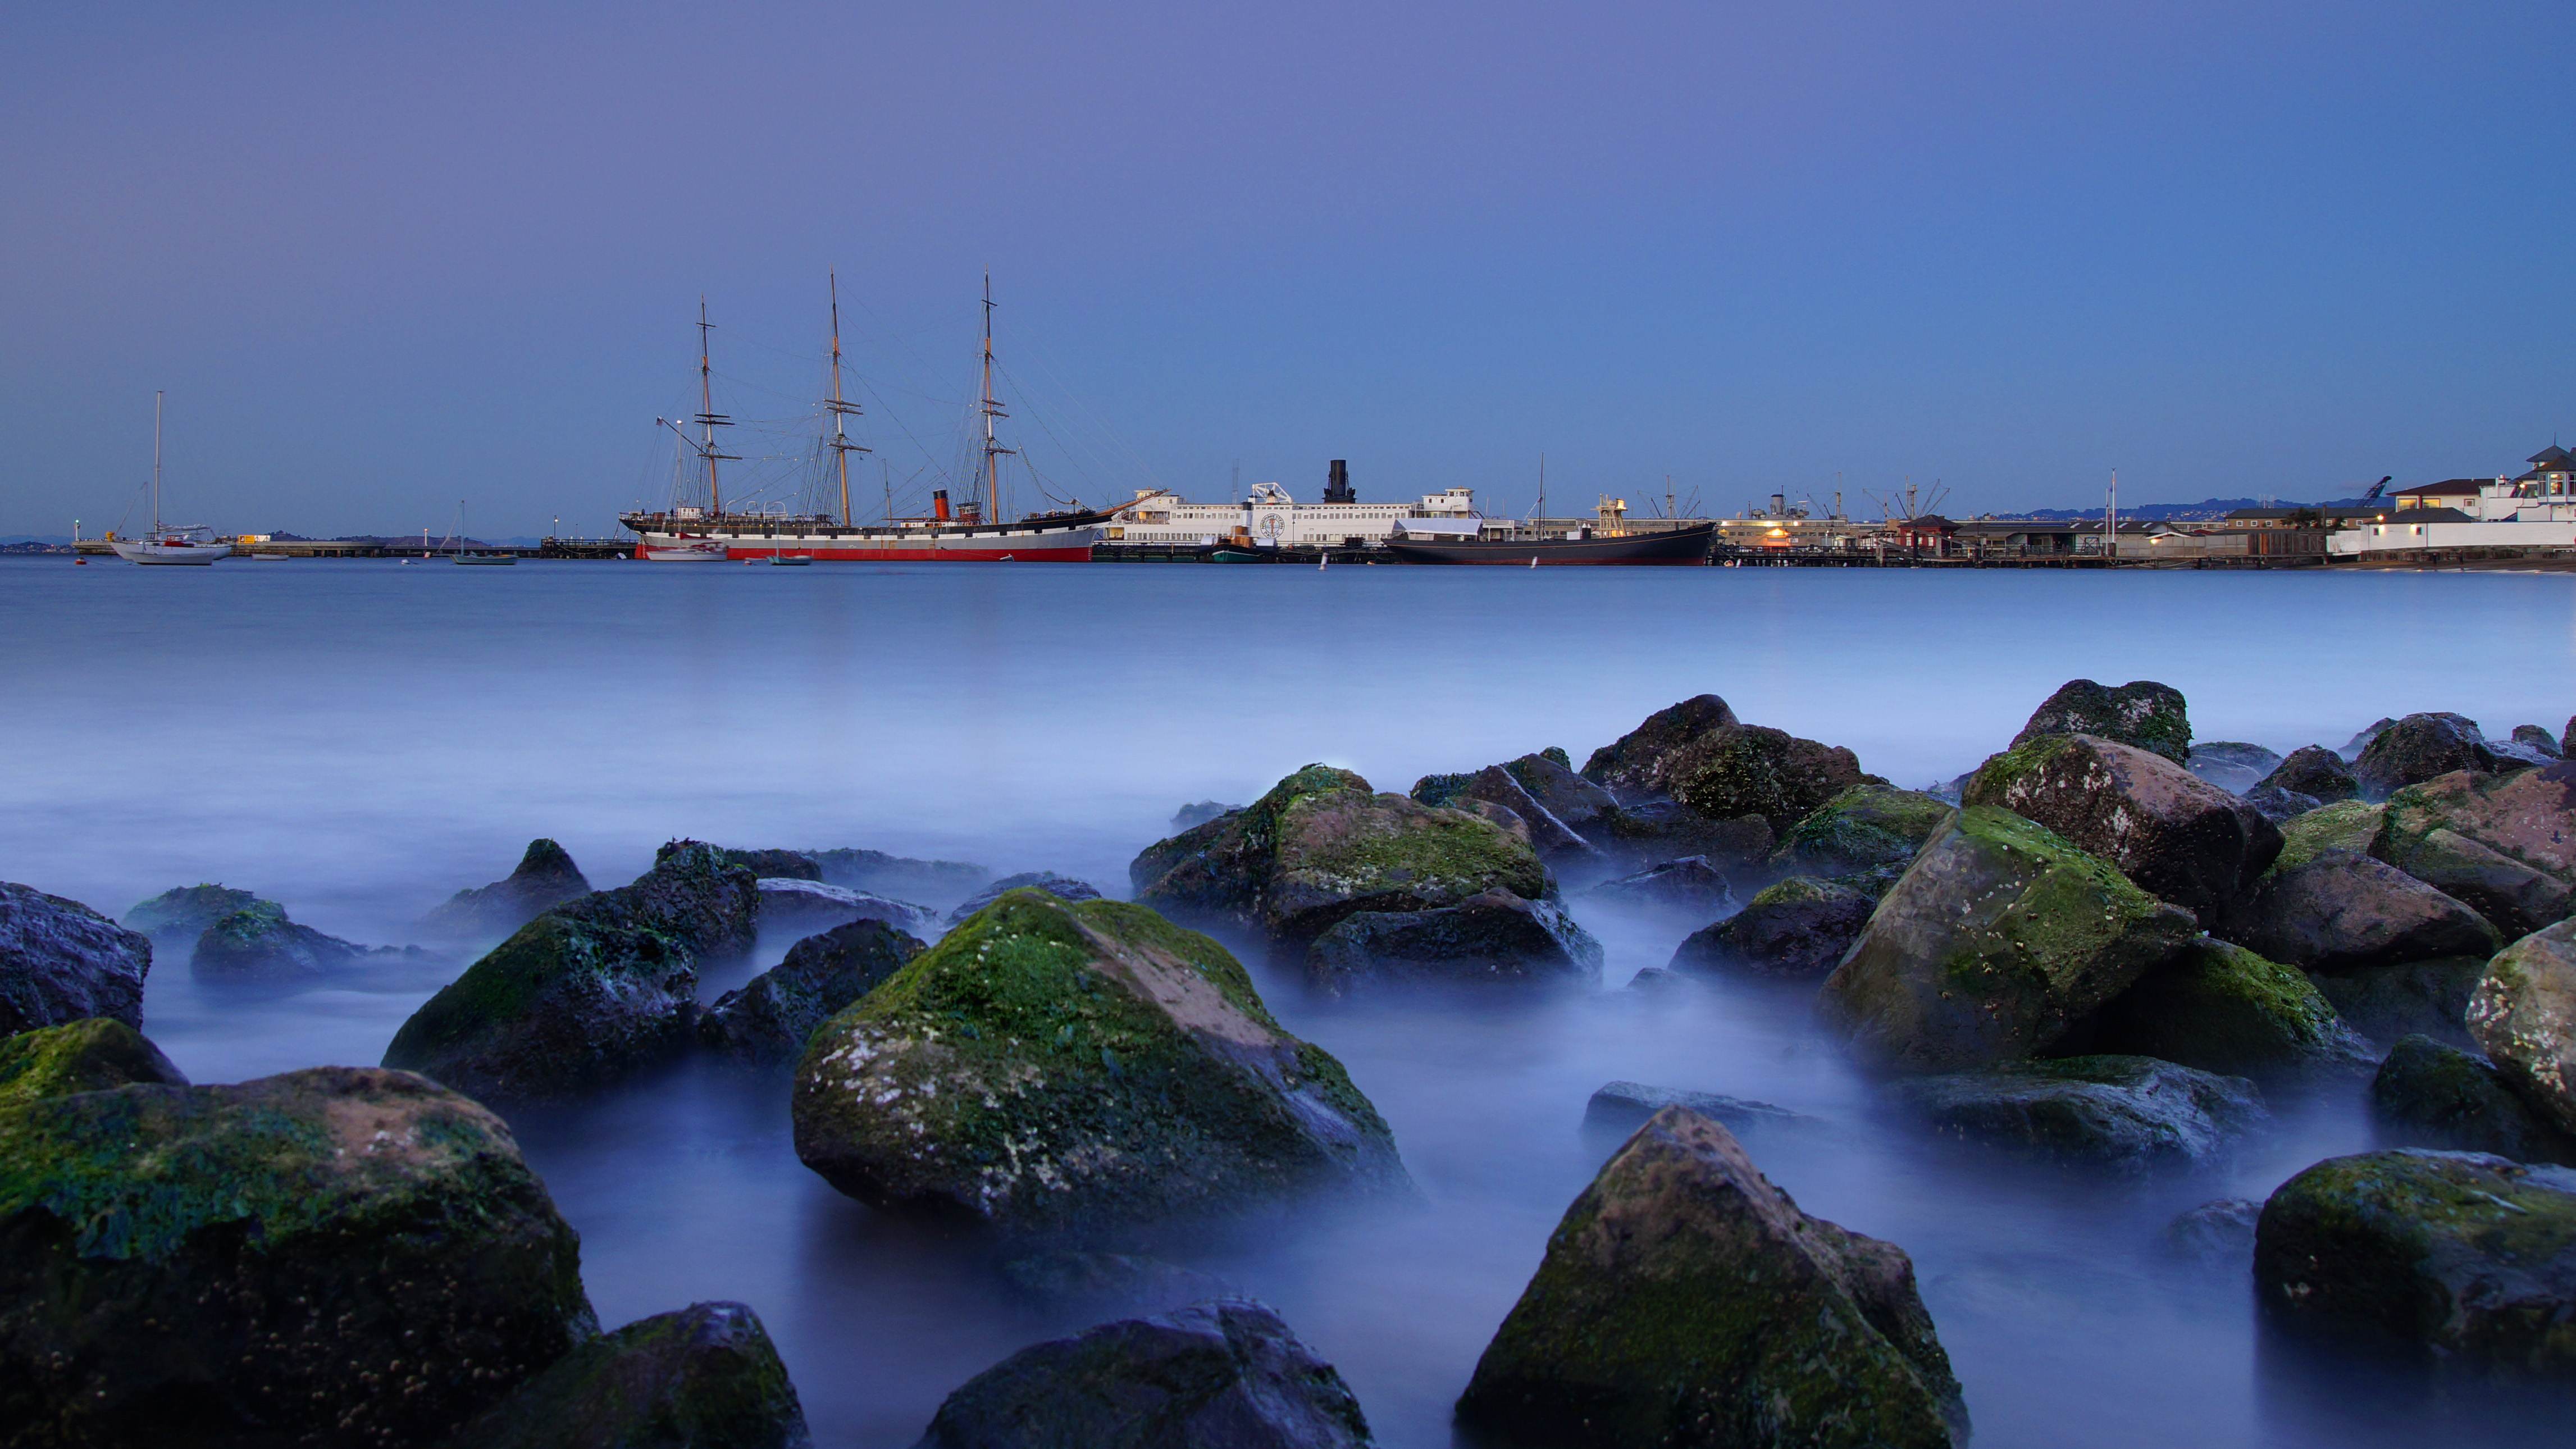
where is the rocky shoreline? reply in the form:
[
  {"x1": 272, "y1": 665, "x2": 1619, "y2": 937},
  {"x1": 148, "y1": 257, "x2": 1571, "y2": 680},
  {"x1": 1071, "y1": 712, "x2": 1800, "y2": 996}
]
[{"x1": 3, "y1": 685, "x2": 2574, "y2": 1443}]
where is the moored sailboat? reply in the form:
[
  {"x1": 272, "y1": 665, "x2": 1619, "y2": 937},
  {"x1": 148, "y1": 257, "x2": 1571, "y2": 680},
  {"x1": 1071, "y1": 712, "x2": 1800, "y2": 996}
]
[{"x1": 109, "y1": 393, "x2": 233, "y2": 566}]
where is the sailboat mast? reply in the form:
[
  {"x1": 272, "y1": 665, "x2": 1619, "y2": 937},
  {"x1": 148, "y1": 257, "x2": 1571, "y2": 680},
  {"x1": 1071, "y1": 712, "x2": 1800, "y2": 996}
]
[
  {"x1": 826, "y1": 271, "x2": 867, "y2": 528},
  {"x1": 150, "y1": 391, "x2": 164, "y2": 535},
  {"x1": 979, "y1": 273, "x2": 1014, "y2": 525},
  {"x1": 695, "y1": 298, "x2": 732, "y2": 516}
]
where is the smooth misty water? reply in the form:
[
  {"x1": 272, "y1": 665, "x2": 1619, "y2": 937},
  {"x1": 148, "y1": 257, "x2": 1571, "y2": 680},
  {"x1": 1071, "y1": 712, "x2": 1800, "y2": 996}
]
[{"x1": 4, "y1": 555, "x2": 2573, "y2": 1447}]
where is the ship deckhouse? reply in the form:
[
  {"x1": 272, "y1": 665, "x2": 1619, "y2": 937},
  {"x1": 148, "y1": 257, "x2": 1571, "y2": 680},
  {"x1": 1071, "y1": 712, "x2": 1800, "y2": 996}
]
[{"x1": 1110, "y1": 462, "x2": 1479, "y2": 546}]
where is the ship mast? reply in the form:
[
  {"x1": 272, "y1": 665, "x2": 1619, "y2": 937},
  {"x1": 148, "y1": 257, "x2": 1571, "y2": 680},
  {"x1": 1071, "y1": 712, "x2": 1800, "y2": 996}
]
[
  {"x1": 694, "y1": 297, "x2": 737, "y2": 516},
  {"x1": 826, "y1": 271, "x2": 868, "y2": 527},
  {"x1": 979, "y1": 272, "x2": 1014, "y2": 525},
  {"x1": 150, "y1": 390, "x2": 164, "y2": 535}
]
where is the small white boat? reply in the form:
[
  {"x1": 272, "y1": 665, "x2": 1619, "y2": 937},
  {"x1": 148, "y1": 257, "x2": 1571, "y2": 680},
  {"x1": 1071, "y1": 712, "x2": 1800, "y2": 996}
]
[
  {"x1": 110, "y1": 394, "x2": 233, "y2": 566},
  {"x1": 251, "y1": 553, "x2": 290, "y2": 561},
  {"x1": 765, "y1": 554, "x2": 811, "y2": 566},
  {"x1": 455, "y1": 553, "x2": 517, "y2": 566}
]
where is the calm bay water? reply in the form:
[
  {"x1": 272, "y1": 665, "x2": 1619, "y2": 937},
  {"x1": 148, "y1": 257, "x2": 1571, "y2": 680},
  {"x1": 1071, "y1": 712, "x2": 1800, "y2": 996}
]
[{"x1": 4, "y1": 555, "x2": 2573, "y2": 1446}]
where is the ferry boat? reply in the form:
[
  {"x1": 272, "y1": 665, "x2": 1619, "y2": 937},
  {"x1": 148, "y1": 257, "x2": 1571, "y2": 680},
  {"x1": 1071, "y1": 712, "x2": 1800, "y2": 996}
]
[
  {"x1": 109, "y1": 393, "x2": 234, "y2": 566},
  {"x1": 622, "y1": 277, "x2": 1116, "y2": 562}
]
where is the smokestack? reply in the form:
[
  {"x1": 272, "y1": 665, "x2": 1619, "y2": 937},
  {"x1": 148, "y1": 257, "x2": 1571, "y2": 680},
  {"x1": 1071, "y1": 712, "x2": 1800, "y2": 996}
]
[
  {"x1": 1770, "y1": 493, "x2": 1785, "y2": 517},
  {"x1": 1323, "y1": 459, "x2": 1355, "y2": 504},
  {"x1": 933, "y1": 489, "x2": 951, "y2": 522}
]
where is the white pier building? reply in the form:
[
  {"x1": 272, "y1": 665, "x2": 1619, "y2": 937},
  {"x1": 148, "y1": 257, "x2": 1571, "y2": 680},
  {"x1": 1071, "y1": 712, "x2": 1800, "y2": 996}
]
[{"x1": 1108, "y1": 461, "x2": 1483, "y2": 547}]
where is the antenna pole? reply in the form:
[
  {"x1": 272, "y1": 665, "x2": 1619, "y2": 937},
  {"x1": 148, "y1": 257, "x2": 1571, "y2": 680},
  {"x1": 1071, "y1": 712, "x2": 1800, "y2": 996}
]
[
  {"x1": 2106, "y1": 468, "x2": 2118, "y2": 562},
  {"x1": 827, "y1": 270, "x2": 869, "y2": 528},
  {"x1": 150, "y1": 390, "x2": 163, "y2": 534}
]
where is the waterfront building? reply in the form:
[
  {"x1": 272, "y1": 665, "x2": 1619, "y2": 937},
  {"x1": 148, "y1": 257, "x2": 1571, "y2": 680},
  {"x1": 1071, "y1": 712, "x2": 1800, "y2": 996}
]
[{"x1": 2328, "y1": 446, "x2": 2576, "y2": 557}]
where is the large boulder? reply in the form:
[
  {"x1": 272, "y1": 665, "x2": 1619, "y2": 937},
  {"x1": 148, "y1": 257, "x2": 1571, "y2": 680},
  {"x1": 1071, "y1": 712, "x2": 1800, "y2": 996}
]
[
  {"x1": 1884, "y1": 1056, "x2": 2267, "y2": 1170},
  {"x1": 2241, "y1": 785, "x2": 2323, "y2": 823},
  {"x1": 2217, "y1": 849, "x2": 2499, "y2": 972},
  {"x1": 1504, "y1": 750, "x2": 1619, "y2": 833},
  {"x1": 382, "y1": 842, "x2": 758, "y2": 1100},
  {"x1": 1582, "y1": 856, "x2": 1735, "y2": 916},
  {"x1": 1130, "y1": 765, "x2": 1549, "y2": 956},
  {"x1": 190, "y1": 900, "x2": 381, "y2": 982},
  {"x1": 1303, "y1": 890, "x2": 1602, "y2": 996},
  {"x1": 2011, "y1": 678, "x2": 2191, "y2": 764},
  {"x1": 2352, "y1": 712, "x2": 2503, "y2": 798},
  {"x1": 122, "y1": 882, "x2": 258, "y2": 940},
  {"x1": 1413, "y1": 765, "x2": 1599, "y2": 863},
  {"x1": 1817, "y1": 806, "x2": 2199, "y2": 1073},
  {"x1": 758, "y1": 877, "x2": 936, "y2": 937},
  {"x1": 913, "y1": 1298, "x2": 1373, "y2": 1449},
  {"x1": 2496, "y1": 728, "x2": 2564, "y2": 768},
  {"x1": 2086, "y1": 939, "x2": 2373, "y2": 1083},
  {"x1": 1962, "y1": 733, "x2": 2281, "y2": 926},
  {"x1": 700, "y1": 918, "x2": 926, "y2": 1064},
  {"x1": 0, "y1": 1018, "x2": 189, "y2": 1104},
  {"x1": 0, "y1": 1063, "x2": 596, "y2": 1446},
  {"x1": 1588, "y1": 800, "x2": 1775, "y2": 877},
  {"x1": 946, "y1": 871, "x2": 1104, "y2": 926},
  {"x1": 2255, "y1": 1149, "x2": 2576, "y2": 1379},
  {"x1": 2340, "y1": 717, "x2": 2398, "y2": 760},
  {"x1": 2188, "y1": 742, "x2": 2282, "y2": 794},
  {"x1": 1455, "y1": 1107, "x2": 1967, "y2": 1449},
  {"x1": 677, "y1": 844, "x2": 822, "y2": 881},
  {"x1": 2258, "y1": 746, "x2": 2358, "y2": 804},
  {"x1": 808, "y1": 848, "x2": 991, "y2": 906},
  {"x1": 2371, "y1": 1034, "x2": 2576, "y2": 1166},
  {"x1": 0, "y1": 882, "x2": 151, "y2": 1035},
  {"x1": 792, "y1": 891, "x2": 1407, "y2": 1235},
  {"x1": 417, "y1": 839, "x2": 593, "y2": 938},
  {"x1": 2273, "y1": 799, "x2": 2384, "y2": 871},
  {"x1": 1670, "y1": 876, "x2": 1872, "y2": 979},
  {"x1": 2468, "y1": 919, "x2": 2576, "y2": 1140},
  {"x1": 2371, "y1": 764, "x2": 2576, "y2": 938},
  {"x1": 1580, "y1": 694, "x2": 1743, "y2": 800},
  {"x1": 448, "y1": 1301, "x2": 811, "y2": 1449},
  {"x1": 2308, "y1": 958, "x2": 2490, "y2": 1050},
  {"x1": 1661, "y1": 724, "x2": 1869, "y2": 835},
  {"x1": 2163, "y1": 1198, "x2": 2262, "y2": 1268},
  {"x1": 1767, "y1": 785, "x2": 1954, "y2": 891}
]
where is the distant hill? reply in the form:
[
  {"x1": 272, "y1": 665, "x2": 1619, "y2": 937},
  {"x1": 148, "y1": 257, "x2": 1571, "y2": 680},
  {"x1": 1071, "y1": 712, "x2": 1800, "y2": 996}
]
[{"x1": 2012, "y1": 496, "x2": 2371, "y2": 521}]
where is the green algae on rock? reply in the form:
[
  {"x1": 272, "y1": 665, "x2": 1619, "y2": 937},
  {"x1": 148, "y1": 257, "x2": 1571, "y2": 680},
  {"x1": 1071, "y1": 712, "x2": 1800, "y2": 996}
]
[
  {"x1": 121, "y1": 882, "x2": 259, "y2": 939},
  {"x1": 1670, "y1": 875, "x2": 1873, "y2": 979},
  {"x1": 2372, "y1": 763, "x2": 2576, "y2": 938},
  {"x1": 0, "y1": 1017, "x2": 187, "y2": 1106},
  {"x1": 1580, "y1": 694, "x2": 1743, "y2": 800},
  {"x1": 0, "y1": 1064, "x2": 595, "y2": 1446},
  {"x1": 382, "y1": 841, "x2": 758, "y2": 1100},
  {"x1": 1456, "y1": 1106, "x2": 1966, "y2": 1449},
  {"x1": 2271, "y1": 799, "x2": 2387, "y2": 873},
  {"x1": 1768, "y1": 784, "x2": 1954, "y2": 890},
  {"x1": 1660, "y1": 723, "x2": 1870, "y2": 835},
  {"x1": 2087, "y1": 938, "x2": 2374, "y2": 1083},
  {"x1": 192, "y1": 898, "x2": 382, "y2": 982},
  {"x1": 2009, "y1": 677, "x2": 2192, "y2": 764},
  {"x1": 2468, "y1": 919, "x2": 2576, "y2": 1140},
  {"x1": 792, "y1": 890, "x2": 1408, "y2": 1235},
  {"x1": 2372, "y1": 1033, "x2": 2576, "y2": 1165},
  {"x1": 449, "y1": 1300, "x2": 811, "y2": 1449},
  {"x1": 1130, "y1": 764, "x2": 1550, "y2": 953},
  {"x1": 2255, "y1": 1149, "x2": 2576, "y2": 1379},
  {"x1": 1818, "y1": 806, "x2": 2199, "y2": 1073}
]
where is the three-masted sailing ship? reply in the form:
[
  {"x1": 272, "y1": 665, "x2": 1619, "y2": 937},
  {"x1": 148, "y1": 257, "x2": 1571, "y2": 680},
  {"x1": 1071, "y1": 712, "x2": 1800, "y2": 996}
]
[{"x1": 620, "y1": 277, "x2": 1118, "y2": 562}]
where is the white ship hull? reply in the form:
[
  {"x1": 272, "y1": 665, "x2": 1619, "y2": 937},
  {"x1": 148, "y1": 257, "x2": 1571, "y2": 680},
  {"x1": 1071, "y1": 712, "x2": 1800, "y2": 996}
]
[{"x1": 110, "y1": 539, "x2": 233, "y2": 565}]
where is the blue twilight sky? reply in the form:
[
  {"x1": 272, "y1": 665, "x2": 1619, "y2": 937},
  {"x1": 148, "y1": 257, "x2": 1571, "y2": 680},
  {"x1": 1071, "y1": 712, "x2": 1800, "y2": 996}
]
[{"x1": 3, "y1": 1, "x2": 2572, "y2": 537}]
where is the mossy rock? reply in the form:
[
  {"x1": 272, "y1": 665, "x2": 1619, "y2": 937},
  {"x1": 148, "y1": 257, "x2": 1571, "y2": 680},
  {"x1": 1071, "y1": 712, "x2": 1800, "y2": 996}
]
[
  {"x1": 2371, "y1": 1035, "x2": 2576, "y2": 1166},
  {"x1": 418, "y1": 839, "x2": 593, "y2": 939},
  {"x1": 1770, "y1": 785, "x2": 1954, "y2": 888},
  {"x1": 1, "y1": 883, "x2": 153, "y2": 1037},
  {"x1": 1456, "y1": 1106, "x2": 1967, "y2": 1448},
  {"x1": 1304, "y1": 889, "x2": 1603, "y2": 997},
  {"x1": 2087, "y1": 939, "x2": 2372, "y2": 1083},
  {"x1": 1818, "y1": 806, "x2": 2200, "y2": 1073},
  {"x1": 2352, "y1": 714, "x2": 2504, "y2": 798},
  {"x1": 2217, "y1": 849, "x2": 2499, "y2": 973},
  {"x1": 122, "y1": 883, "x2": 258, "y2": 940},
  {"x1": 2308, "y1": 956, "x2": 2488, "y2": 1050},
  {"x1": 1661, "y1": 723, "x2": 1869, "y2": 834},
  {"x1": 2272, "y1": 799, "x2": 2386, "y2": 873},
  {"x1": 1580, "y1": 694, "x2": 1742, "y2": 799},
  {"x1": 700, "y1": 918, "x2": 925, "y2": 1065},
  {"x1": 2259, "y1": 746, "x2": 2358, "y2": 804},
  {"x1": 1886, "y1": 1055, "x2": 2267, "y2": 1170},
  {"x1": 0, "y1": 1065, "x2": 596, "y2": 1445},
  {"x1": 0, "y1": 1018, "x2": 187, "y2": 1108},
  {"x1": 192, "y1": 899, "x2": 375, "y2": 982},
  {"x1": 1670, "y1": 876, "x2": 1873, "y2": 979},
  {"x1": 2468, "y1": 918, "x2": 2576, "y2": 1141},
  {"x1": 2255, "y1": 1149, "x2": 2576, "y2": 1378},
  {"x1": 382, "y1": 842, "x2": 757, "y2": 1100},
  {"x1": 660, "y1": 840, "x2": 820, "y2": 882},
  {"x1": 2372, "y1": 764, "x2": 2576, "y2": 938},
  {"x1": 791, "y1": 890, "x2": 1408, "y2": 1236},
  {"x1": 2010, "y1": 678, "x2": 2191, "y2": 764},
  {"x1": 1131, "y1": 764, "x2": 1549, "y2": 951},
  {"x1": 449, "y1": 1300, "x2": 810, "y2": 1449}
]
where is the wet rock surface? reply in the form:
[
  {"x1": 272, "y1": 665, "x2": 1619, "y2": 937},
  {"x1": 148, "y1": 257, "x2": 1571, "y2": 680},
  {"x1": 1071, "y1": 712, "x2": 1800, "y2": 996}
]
[
  {"x1": 792, "y1": 891, "x2": 1407, "y2": 1235},
  {"x1": 1130, "y1": 764, "x2": 1550, "y2": 955},
  {"x1": 809, "y1": 848, "x2": 992, "y2": 907},
  {"x1": 2218, "y1": 849, "x2": 2500, "y2": 972},
  {"x1": 1766, "y1": 785, "x2": 1954, "y2": 891},
  {"x1": 2309, "y1": 956, "x2": 2489, "y2": 1050},
  {"x1": 2372, "y1": 764, "x2": 2576, "y2": 938},
  {"x1": 701, "y1": 918, "x2": 926, "y2": 1065},
  {"x1": 2163, "y1": 1197, "x2": 2262, "y2": 1266},
  {"x1": 2255, "y1": 1149, "x2": 2576, "y2": 1379},
  {"x1": 1818, "y1": 806, "x2": 2199, "y2": 1073},
  {"x1": 1581, "y1": 1081, "x2": 1812, "y2": 1136},
  {"x1": 2272, "y1": 799, "x2": 2386, "y2": 871},
  {"x1": 190, "y1": 899, "x2": 384, "y2": 982},
  {"x1": 0, "y1": 1017, "x2": 189, "y2": 1102},
  {"x1": 1583, "y1": 855, "x2": 1736, "y2": 915},
  {"x1": 1659, "y1": 722, "x2": 1870, "y2": 835},
  {"x1": 1414, "y1": 764, "x2": 1598, "y2": 863},
  {"x1": 1503, "y1": 750, "x2": 1618, "y2": 833},
  {"x1": 2189, "y1": 741, "x2": 2283, "y2": 793},
  {"x1": 0, "y1": 1063, "x2": 596, "y2": 1446},
  {"x1": 2260, "y1": 746, "x2": 2359, "y2": 805},
  {"x1": 1456, "y1": 1106, "x2": 1967, "y2": 1449},
  {"x1": 914, "y1": 1297, "x2": 1375, "y2": 1449},
  {"x1": 681, "y1": 844, "x2": 824, "y2": 881},
  {"x1": 1670, "y1": 876, "x2": 1872, "y2": 979},
  {"x1": 417, "y1": 839, "x2": 594, "y2": 938},
  {"x1": 2087, "y1": 938, "x2": 2374, "y2": 1084},
  {"x1": 1963, "y1": 733, "x2": 2281, "y2": 926},
  {"x1": 1590, "y1": 799, "x2": 1775, "y2": 876},
  {"x1": 2468, "y1": 919, "x2": 2576, "y2": 1140},
  {"x1": 448, "y1": 1300, "x2": 812, "y2": 1449},
  {"x1": 758, "y1": 877, "x2": 937, "y2": 936},
  {"x1": 946, "y1": 871, "x2": 1105, "y2": 926},
  {"x1": 1580, "y1": 694, "x2": 1744, "y2": 800},
  {"x1": 121, "y1": 882, "x2": 258, "y2": 940},
  {"x1": 2242, "y1": 784, "x2": 2323, "y2": 823},
  {"x1": 0, "y1": 882, "x2": 151, "y2": 1035},
  {"x1": 2011, "y1": 678, "x2": 2192, "y2": 764},
  {"x1": 381, "y1": 842, "x2": 758, "y2": 1100},
  {"x1": 2371, "y1": 1034, "x2": 2576, "y2": 1165},
  {"x1": 1303, "y1": 889, "x2": 1602, "y2": 996},
  {"x1": 2352, "y1": 713, "x2": 2503, "y2": 798},
  {"x1": 1885, "y1": 1055, "x2": 2268, "y2": 1170}
]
